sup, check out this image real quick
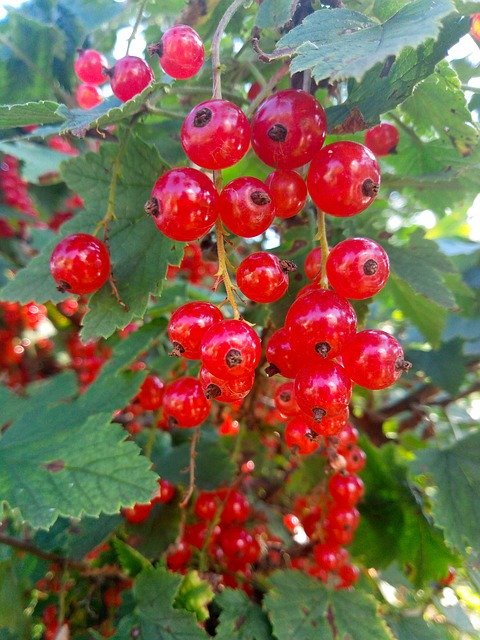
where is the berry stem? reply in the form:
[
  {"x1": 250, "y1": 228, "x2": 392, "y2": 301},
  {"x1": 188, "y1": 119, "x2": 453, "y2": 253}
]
[
  {"x1": 211, "y1": 0, "x2": 247, "y2": 99},
  {"x1": 126, "y1": 0, "x2": 149, "y2": 56},
  {"x1": 214, "y1": 216, "x2": 241, "y2": 320},
  {"x1": 314, "y1": 208, "x2": 329, "y2": 288},
  {"x1": 179, "y1": 427, "x2": 201, "y2": 509}
]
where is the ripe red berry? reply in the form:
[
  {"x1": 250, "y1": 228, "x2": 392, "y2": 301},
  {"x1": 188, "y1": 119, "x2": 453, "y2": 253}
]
[
  {"x1": 251, "y1": 89, "x2": 327, "y2": 169},
  {"x1": 195, "y1": 491, "x2": 219, "y2": 521},
  {"x1": 304, "y1": 247, "x2": 323, "y2": 281},
  {"x1": 200, "y1": 319, "x2": 261, "y2": 380},
  {"x1": 151, "y1": 25, "x2": 204, "y2": 79},
  {"x1": 285, "y1": 289, "x2": 357, "y2": 360},
  {"x1": 337, "y1": 563, "x2": 360, "y2": 589},
  {"x1": 152, "y1": 478, "x2": 176, "y2": 504},
  {"x1": 364, "y1": 123, "x2": 400, "y2": 156},
  {"x1": 265, "y1": 170, "x2": 307, "y2": 219},
  {"x1": 344, "y1": 446, "x2": 367, "y2": 474},
  {"x1": 326, "y1": 237, "x2": 390, "y2": 299},
  {"x1": 218, "y1": 177, "x2": 275, "y2": 238},
  {"x1": 123, "y1": 501, "x2": 153, "y2": 524},
  {"x1": 74, "y1": 48, "x2": 107, "y2": 85},
  {"x1": 284, "y1": 415, "x2": 319, "y2": 455},
  {"x1": 313, "y1": 543, "x2": 348, "y2": 572},
  {"x1": 200, "y1": 366, "x2": 254, "y2": 403},
  {"x1": 311, "y1": 407, "x2": 349, "y2": 437},
  {"x1": 324, "y1": 506, "x2": 360, "y2": 545},
  {"x1": 307, "y1": 141, "x2": 381, "y2": 217},
  {"x1": 219, "y1": 526, "x2": 260, "y2": 570},
  {"x1": 274, "y1": 381, "x2": 301, "y2": 417},
  {"x1": 162, "y1": 376, "x2": 211, "y2": 427},
  {"x1": 146, "y1": 167, "x2": 218, "y2": 242},
  {"x1": 236, "y1": 252, "x2": 293, "y2": 303},
  {"x1": 220, "y1": 489, "x2": 250, "y2": 525},
  {"x1": 341, "y1": 329, "x2": 411, "y2": 390},
  {"x1": 247, "y1": 82, "x2": 262, "y2": 100},
  {"x1": 168, "y1": 301, "x2": 223, "y2": 359},
  {"x1": 294, "y1": 360, "x2": 352, "y2": 422},
  {"x1": 75, "y1": 83, "x2": 102, "y2": 109},
  {"x1": 109, "y1": 56, "x2": 154, "y2": 102},
  {"x1": 181, "y1": 100, "x2": 250, "y2": 170},
  {"x1": 265, "y1": 327, "x2": 301, "y2": 378},
  {"x1": 166, "y1": 542, "x2": 192, "y2": 571},
  {"x1": 50, "y1": 233, "x2": 110, "y2": 295},
  {"x1": 328, "y1": 473, "x2": 364, "y2": 507},
  {"x1": 136, "y1": 374, "x2": 165, "y2": 410}
]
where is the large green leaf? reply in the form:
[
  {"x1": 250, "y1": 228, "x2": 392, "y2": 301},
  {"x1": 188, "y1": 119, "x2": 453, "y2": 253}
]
[
  {"x1": 410, "y1": 431, "x2": 480, "y2": 553},
  {"x1": 277, "y1": 1, "x2": 457, "y2": 82},
  {"x1": 0, "y1": 101, "x2": 63, "y2": 128},
  {"x1": 264, "y1": 570, "x2": 393, "y2": 640},
  {"x1": 255, "y1": 0, "x2": 293, "y2": 29},
  {"x1": 216, "y1": 589, "x2": 273, "y2": 640}
]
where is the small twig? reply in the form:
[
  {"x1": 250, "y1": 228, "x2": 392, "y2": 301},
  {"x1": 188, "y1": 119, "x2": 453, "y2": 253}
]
[
  {"x1": 214, "y1": 217, "x2": 241, "y2": 319},
  {"x1": 126, "y1": 0, "x2": 149, "y2": 56},
  {"x1": 211, "y1": 0, "x2": 247, "y2": 99},
  {"x1": 314, "y1": 208, "x2": 329, "y2": 288},
  {"x1": 251, "y1": 27, "x2": 295, "y2": 64},
  {"x1": 179, "y1": 427, "x2": 201, "y2": 509}
]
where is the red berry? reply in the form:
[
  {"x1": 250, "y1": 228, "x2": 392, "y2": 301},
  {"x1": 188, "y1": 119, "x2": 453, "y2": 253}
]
[
  {"x1": 265, "y1": 327, "x2": 301, "y2": 379},
  {"x1": 324, "y1": 506, "x2": 360, "y2": 545},
  {"x1": 251, "y1": 89, "x2": 327, "y2": 169},
  {"x1": 200, "y1": 319, "x2": 261, "y2": 380},
  {"x1": 181, "y1": 100, "x2": 250, "y2": 170},
  {"x1": 168, "y1": 301, "x2": 223, "y2": 359},
  {"x1": 218, "y1": 177, "x2": 275, "y2": 238},
  {"x1": 152, "y1": 479, "x2": 176, "y2": 504},
  {"x1": 74, "y1": 48, "x2": 107, "y2": 84},
  {"x1": 166, "y1": 542, "x2": 192, "y2": 571},
  {"x1": 283, "y1": 513, "x2": 301, "y2": 533},
  {"x1": 311, "y1": 407, "x2": 349, "y2": 437},
  {"x1": 326, "y1": 238, "x2": 389, "y2": 299},
  {"x1": 236, "y1": 252, "x2": 291, "y2": 303},
  {"x1": 265, "y1": 170, "x2": 307, "y2": 219},
  {"x1": 200, "y1": 366, "x2": 254, "y2": 403},
  {"x1": 307, "y1": 141, "x2": 381, "y2": 217},
  {"x1": 336, "y1": 423, "x2": 359, "y2": 453},
  {"x1": 123, "y1": 501, "x2": 153, "y2": 524},
  {"x1": 247, "y1": 82, "x2": 262, "y2": 100},
  {"x1": 294, "y1": 361, "x2": 352, "y2": 422},
  {"x1": 285, "y1": 289, "x2": 357, "y2": 360},
  {"x1": 50, "y1": 233, "x2": 110, "y2": 295},
  {"x1": 162, "y1": 376, "x2": 211, "y2": 427},
  {"x1": 109, "y1": 56, "x2": 154, "y2": 102},
  {"x1": 220, "y1": 489, "x2": 250, "y2": 525},
  {"x1": 328, "y1": 473, "x2": 364, "y2": 507},
  {"x1": 313, "y1": 543, "x2": 348, "y2": 572},
  {"x1": 304, "y1": 247, "x2": 323, "y2": 281},
  {"x1": 154, "y1": 25, "x2": 204, "y2": 79},
  {"x1": 284, "y1": 415, "x2": 319, "y2": 455},
  {"x1": 344, "y1": 446, "x2": 367, "y2": 474},
  {"x1": 137, "y1": 374, "x2": 165, "y2": 410},
  {"x1": 336, "y1": 563, "x2": 360, "y2": 589},
  {"x1": 75, "y1": 83, "x2": 102, "y2": 109},
  {"x1": 219, "y1": 526, "x2": 260, "y2": 569},
  {"x1": 146, "y1": 167, "x2": 218, "y2": 242},
  {"x1": 364, "y1": 123, "x2": 399, "y2": 156},
  {"x1": 472, "y1": 14, "x2": 480, "y2": 40},
  {"x1": 274, "y1": 381, "x2": 301, "y2": 417},
  {"x1": 195, "y1": 491, "x2": 221, "y2": 520},
  {"x1": 341, "y1": 329, "x2": 410, "y2": 390}
]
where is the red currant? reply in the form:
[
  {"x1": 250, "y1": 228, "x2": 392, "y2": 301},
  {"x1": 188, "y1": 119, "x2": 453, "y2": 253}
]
[
  {"x1": 166, "y1": 542, "x2": 192, "y2": 571},
  {"x1": 168, "y1": 301, "x2": 223, "y2": 359},
  {"x1": 294, "y1": 361, "x2": 352, "y2": 422},
  {"x1": 200, "y1": 366, "x2": 254, "y2": 403},
  {"x1": 285, "y1": 289, "x2": 357, "y2": 360},
  {"x1": 304, "y1": 247, "x2": 323, "y2": 281},
  {"x1": 220, "y1": 489, "x2": 250, "y2": 525},
  {"x1": 123, "y1": 501, "x2": 153, "y2": 524},
  {"x1": 152, "y1": 479, "x2": 176, "y2": 504},
  {"x1": 200, "y1": 319, "x2": 261, "y2": 380},
  {"x1": 150, "y1": 25, "x2": 204, "y2": 80},
  {"x1": 146, "y1": 167, "x2": 218, "y2": 242},
  {"x1": 344, "y1": 446, "x2": 367, "y2": 474},
  {"x1": 218, "y1": 177, "x2": 275, "y2": 238},
  {"x1": 307, "y1": 141, "x2": 381, "y2": 217},
  {"x1": 324, "y1": 506, "x2": 360, "y2": 545},
  {"x1": 364, "y1": 123, "x2": 399, "y2": 156},
  {"x1": 313, "y1": 543, "x2": 348, "y2": 572},
  {"x1": 265, "y1": 327, "x2": 301, "y2": 378},
  {"x1": 50, "y1": 233, "x2": 110, "y2": 295},
  {"x1": 75, "y1": 84, "x2": 102, "y2": 109},
  {"x1": 341, "y1": 329, "x2": 411, "y2": 390},
  {"x1": 137, "y1": 374, "x2": 165, "y2": 410},
  {"x1": 109, "y1": 56, "x2": 154, "y2": 102},
  {"x1": 265, "y1": 170, "x2": 307, "y2": 218},
  {"x1": 162, "y1": 376, "x2": 211, "y2": 427},
  {"x1": 219, "y1": 526, "x2": 260, "y2": 570},
  {"x1": 251, "y1": 90, "x2": 327, "y2": 169},
  {"x1": 336, "y1": 563, "x2": 360, "y2": 589},
  {"x1": 328, "y1": 473, "x2": 364, "y2": 507},
  {"x1": 195, "y1": 491, "x2": 220, "y2": 520},
  {"x1": 326, "y1": 237, "x2": 389, "y2": 299},
  {"x1": 74, "y1": 48, "x2": 107, "y2": 84},
  {"x1": 311, "y1": 407, "x2": 349, "y2": 437},
  {"x1": 236, "y1": 252, "x2": 293, "y2": 303},
  {"x1": 284, "y1": 415, "x2": 319, "y2": 455},
  {"x1": 274, "y1": 381, "x2": 301, "y2": 417},
  {"x1": 181, "y1": 100, "x2": 250, "y2": 170}
]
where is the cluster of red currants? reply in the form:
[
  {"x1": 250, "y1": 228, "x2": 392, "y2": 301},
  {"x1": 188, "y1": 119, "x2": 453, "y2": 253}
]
[{"x1": 0, "y1": 154, "x2": 37, "y2": 238}]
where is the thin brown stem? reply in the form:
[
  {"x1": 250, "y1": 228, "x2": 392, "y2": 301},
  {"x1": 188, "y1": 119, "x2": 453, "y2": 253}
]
[
  {"x1": 214, "y1": 218, "x2": 241, "y2": 319},
  {"x1": 211, "y1": 0, "x2": 247, "y2": 99},
  {"x1": 179, "y1": 427, "x2": 201, "y2": 509},
  {"x1": 126, "y1": 0, "x2": 149, "y2": 55},
  {"x1": 314, "y1": 208, "x2": 329, "y2": 288}
]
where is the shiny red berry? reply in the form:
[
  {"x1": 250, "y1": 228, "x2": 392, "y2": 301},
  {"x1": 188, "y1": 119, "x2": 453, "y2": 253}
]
[
  {"x1": 50, "y1": 233, "x2": 110, "y2": 295},
  {"x1": 166, "y1": 542, "x2": 192, "y2": 571},
  {"x1": 162, "y1": 376, "x2": 211, "y2": 427},
  {"x1": 285, "y1": 289, "x2": 357, "y2": 360},
  {"x1": 251, "y1": 89, "x2": 327, "y2": 169},
  {"x1": 336, "y1": 563, "x2": 360, "y2": 589},
  {"x1": 200, "y1": 366, "x2": 254, "y2": 403},
  {"x1": 200, "y1": 319, "x2": 261, "y2": 380},
  {"x1": 265, "y1": 170, "x2": 307, "y2": 218},
  {"x1": 328, "y1": 473, "x2": 364, "y2": 507},
  {"x1": 146, "y1": 167, "x2": 218, "y2": 242},
  {"x1": 168, "y1": 301, "x2": 223, "y2": 359},
  {"x1": 136, "y1": 375, "x2": 165, "y2": 410},
  {"x1": 324, "y1": 506, "x2": 360, "y2": 545},
  {"x1": 284, "y1": 415, "x2": 319, "y2": 455},
  {"x1": 74, "y1": 48, "x2": 107, "y2": 84},
  {"x1": 307, "y1": 141, "x2": 381, "y2": 217},
  {"x1": 152, "y1": 25, "x2": 204, "y2": 79},
  {"x1": 218, "y1": 177, "x2": 275, "y2": 238},
  {"x1": 313, "y1": 543, "x2": 348, "y2": 572},
  {"x1": 326, "y1": 238, "x2": 389, "y2": 299},
  {"x1": 341, "y1": 329, "x2": 411, "y2": 390},
  {"x1": 274, "y1": 381, "x2": 301, "y2": 417},
  {"x1": 344, "y1": 446, "x2": 367, "y2": 474},
  {"x1": 236, "y1": 252, "x2": 292, "y2": 303},
  {"x1": 181, "y1": 100, "x2": 250, "y2": 170},
  {"x1": 304, "y1": 247, "x2": 323, "y2": 281},
  {"x1": 294, "y1": 360, "x2": 352, "y2": 422},
  {"x1": 109, "y1": 56, "x2": 154, "y2": 102},
  {"x1": 364, "y1": 123, "x2": 399, "y2": 156},
  {"x1": 123, "y1": 501, "x2": 153, "y2": 524},
  {"x1": 75, "y1": 83, "x2": 102, "y2": 109},
  {"x1": 220, "y1": 489, "x2": 250, "y2": 525},
  {"x1": 311, "y1": 407, "x2": 349, "y2": 437},
  {"x1": 265, "y1": 327, "x2": 302, "y2": 378}
]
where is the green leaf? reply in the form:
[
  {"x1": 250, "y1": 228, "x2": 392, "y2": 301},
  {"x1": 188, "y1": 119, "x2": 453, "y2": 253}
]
[
  {"x1": 133, "y1": 566, "x2": 208, "y2": 639},
  {"x1": 0, "y1": 141, "x2": 69, "y2": 184},
  {"x1": 112, "y1": 538, "x2": 152, "y2": 577},
  {"x1": 59, "y1": 0, "x2": 127, "y2": 31},
  {"x1": 265, "y1": 570, "x2": 393, "y2": 640},
  {"x1": 401, "y1": 61, "x2": 479, "y2": 156},
  {"x1": 388, "y1": 615, "x2": 456, "y2": 640},
  {"x1": 255, "y1": 0, "x2": 294, "y2": 29},
  {"x1": 454, "y1": 0, "x2": 480, "y2": 13},
  {"x1": 410, "y1": 431, "x2": 480, "y2": 553},
  {"x1": 216, "y1": 589, "x2": 273, "y2": 640},
  {"x1": 0, "y1": 101, "x2": 63, "y2": 128},
  {"x1": 406, "y1": 339, "x2": 466, "y2": 394},
  {"x1": 174, "y1": 571, "x2": 214, "y2": 623},
  {"x1": 0, "y1": 562, "x2": 27, "y2": 635},
  {"x1": 277, "y1": 1, "x2": 457, "y2": 82}
]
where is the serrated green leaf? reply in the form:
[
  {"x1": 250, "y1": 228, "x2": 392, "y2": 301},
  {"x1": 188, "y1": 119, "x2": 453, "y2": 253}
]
[
  {"x1": 406, "y1": 339, "x2": 466, "y2": 394},
  {"x1": 174, "y1": 571, "x2": 214, "y2": 623},
  {"x1": 410, "y1": 431, "x2": 480, "y2": 553},
  {"x1": 255, "y1": 0, "x2": 293, "y2": 29},
  {"x1": 277, "y1": 1, "x2": 457, "y2": 82},
  {"x1": 112, "y1": 538, "x2": 152, "y2": 577},
  {"x1": 401, "y1": 61, "x2": 479, "y2": 156},
  {"x1": 388, "y1": 615, "x2": 456, "y2": 640},
  {"x1": 216, "y1": 589, "x2": 273, "y2": 640},
  {"x1": 330, "y1": 589, "x2": 394, "y2": 640},
  {"x1": 0, "y1": 101, "x2": 63, "y2": 128}
]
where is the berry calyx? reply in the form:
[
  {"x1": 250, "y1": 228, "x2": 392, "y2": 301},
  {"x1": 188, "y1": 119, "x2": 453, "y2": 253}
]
[
  {"x1": 109, "y1": 56, "x2": 154, "y2": 102},
  {"x1": 50, "y1": 233, "x2": 110, "y2": 295},
  {"x1": 74, "y1": 48, "x2": 108, "y2": 85},
  {"x1": 149, "y1": 25, "x2": 204, "y2": 80},
  {"x1": 364, "y1": 123, "x2": 400, "y2": 156}
]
